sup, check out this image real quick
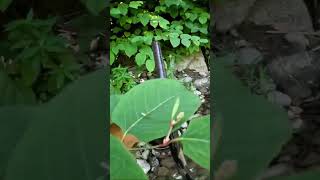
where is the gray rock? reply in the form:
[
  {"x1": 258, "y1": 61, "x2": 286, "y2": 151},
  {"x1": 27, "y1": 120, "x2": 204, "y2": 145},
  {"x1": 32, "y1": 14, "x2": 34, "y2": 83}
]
[
  {"x1": 213, "y1": 0, "x2": 257, "y2": 32},
  {"x1": 137, "y1": 159, "x2": 151, "y2": 174},
  {"x1": 267, "y1": 52, "x2": 319, "y2": 100},
  {"x1": 157, "y1": 167, "x2": 170, "y2": 177},
  {"x1": 290, "y1": 106, "x2": 303, "y2": 115},
  {"x1": 267, "y1": 91, "x2": 292, "y2": 106},
  {"x1": 287, "y1": 110, "x2": 295, "y2": 119},
  {"x1": 175, "y1": 52, "x2": 209, "y2": 76},
  {"x1": 248, "y1": 0, "x2": 313, "y2": 32},
  {"x1": 284, "y1": 32, "x2": 309, "y2": 50},
  {"x1": 291, "y1": 118, "x2": 303, "y2": 130},
  {"x1": 236, "y1": 47, "x2": 263, "y2": 64},
  {"x1": 194, "y1": 77, "x2": 209, "y2": 89}
]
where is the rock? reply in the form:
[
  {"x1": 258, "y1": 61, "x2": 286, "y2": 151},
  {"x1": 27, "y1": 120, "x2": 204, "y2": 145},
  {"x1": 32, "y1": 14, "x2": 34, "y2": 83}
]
[
  {"x1": 290, "y1": 106, "x2": 303, "y2": 114},
  {"x1": 181, "y1": 122, "x2": 188, "y2": 128},
  {"x1": 291, "y1": 118, "x2": 303, "y2": 130},
  {"x1": 235, "y1": 39, "x2": 249, "y2": 48},
  {"x1": 160, "y1": 158, "x2": 176, "y2": 168},
  {"x1": 284, "y1": 32, "x2": 309, "y2": 50},
  {"x1": 194, "y1": 77, "x2": 209, "y2": 89},
  {"x1": 213, "y1": 0, "x2": 257, "y2": 32},
  {"x1": 267, "y1": 52, "x2": 319, "y2": 99},
  {"x1": 157, "y1": 167, "x2": 170, "y2": 177},
  {"x1": 287, "y1": 110, "x2": 295, "y2": 119},
  {"x1": 171, "y1": 171, "x2": 183, "y2": 180},
  {"x1": 181, "y1": 76, "x2": 193, "y2": 83},
  {"x1": 152, "y1": 149, "x2": 160, "y2": 157},
  {"x1": 149, "y1": 156, "x2": 160, "y2": 167},
  {"x1": 236, "y1": 47, "x2": 263, "y2": 64},
  {"x1": 175, "y1": 52, "x2": 209, "y2": 76},
  {"x1": 137, "y1": 159, "x2": 151, "y2": 174},
  {"x1": 267, "y1": 91, "x2": 292, "y2": 106},
  {"x1": 248, "y1": 0, "x2": 313, "y2": 32}
]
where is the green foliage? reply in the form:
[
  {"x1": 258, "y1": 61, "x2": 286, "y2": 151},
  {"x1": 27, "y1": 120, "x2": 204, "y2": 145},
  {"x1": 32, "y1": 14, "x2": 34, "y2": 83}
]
[
  {"x1": 110, "y1": 0, "x2": 209, "y2": 72},
  {"x1": 213, "y1": 57, "x2": 292, "y2": 179},
  {"x1": 111, "y1": 66, "x2": 136, "y2": 94},
  {"x1": 0, "y1": 13, "x2": 81, "y2": 102},
  {"x1": 0, "y1": 68, "x2": 107, "y2": 180},
  {"x1": 110, "y1": 78, "x2": 210, "y2": 179}
]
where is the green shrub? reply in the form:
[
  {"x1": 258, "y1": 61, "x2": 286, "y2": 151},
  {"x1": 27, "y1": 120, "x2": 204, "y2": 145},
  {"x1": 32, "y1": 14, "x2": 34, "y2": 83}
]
[{"x1": 110, "y1": 0, "x2": 209, "y2": 72}]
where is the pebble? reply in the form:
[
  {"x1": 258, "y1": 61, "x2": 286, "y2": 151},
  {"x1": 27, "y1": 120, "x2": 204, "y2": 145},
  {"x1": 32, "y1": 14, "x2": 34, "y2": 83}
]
[
  {"x1": 141, "y1": 149, "x2": 149, "y2": 160},
  {"x1": 182, "y1": 76, "x2": 193, "y2": 83},
  {"x1": 181, "y1": 122, "x2": 188, "y2": 128},
  {"x1": 152, "y1": 149, "x2": 160, "y2": 157},
  {"x1": 149, "y1": 156, "x2": 160, "y2": 167},
  {"x1": 137, "y1": 159, "x2": 151, "y2": 174},
  {"x1": 287, "y1": 110, "x2": 295, "y2": 119},
  {"x1": 194, "y1": 90, "x2": 202, "y2": 96},
  {"x1": 291, "y1": 118, "x2": 303, "y2": 130},
  {"x1": 194, "y1": 78, "x2": 209, "y2": 89},
  {"x1": 267, "y1": 91, "x2": 292, "y2": 106},
  {"x1": 290, "y1": 106, "x2": 303, "y2": 114},
  {"x1": 157, "y1": 167, "x2": 170, "y2": 177},
  {"x1": 171, "y1": 171, "x2": 183, "y2": 180}
]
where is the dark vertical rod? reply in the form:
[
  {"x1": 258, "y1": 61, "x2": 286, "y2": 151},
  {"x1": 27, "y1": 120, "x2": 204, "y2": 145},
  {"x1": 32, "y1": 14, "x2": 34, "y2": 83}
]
[
  {"x1": 151, "y1": 40, "x2": 193, "y2": 180},
  {"x1": 152, "y1": 41, "x2": 167, "y2": 78}
]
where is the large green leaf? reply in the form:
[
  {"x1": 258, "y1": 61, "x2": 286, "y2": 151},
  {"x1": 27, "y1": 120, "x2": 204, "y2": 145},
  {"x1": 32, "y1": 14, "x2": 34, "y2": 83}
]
[
  {"x1": 0, "y1": 68, "x2": 107, "y2": 180},
  {"x1": 213, "y1": 57, "x2": 291, "y2": 180},
  {"x1": 112, "y1": 79, "x2": 201, "y2": 142},
  {"x1": 110, "y1": 135, "x2": 147, "y2": 180},
  {"x1": 0, "y1": 0, "x2": 12, "y2": 11},
  {"x1": 0, "y1": 70, "x2": 36, "y2": 106},
  {"x1": 180, "y1": 115, "x2": 210, "y2": 170}
]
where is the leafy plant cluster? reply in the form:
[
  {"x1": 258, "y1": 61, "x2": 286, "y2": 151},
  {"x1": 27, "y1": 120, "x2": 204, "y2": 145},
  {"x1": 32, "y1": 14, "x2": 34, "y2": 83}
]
[
  {"x1": 110, "y1": 78, "x2": 210, "y2": 179},
  {"x1": 111, "y1": 66, "x2": 137, "y2": 94},
  {"x1": 0, "y1": 0, "x2": 107, "y2": 103},
  {"x1": 110, "y1": 0, "x2": 210, "y2": 72}
]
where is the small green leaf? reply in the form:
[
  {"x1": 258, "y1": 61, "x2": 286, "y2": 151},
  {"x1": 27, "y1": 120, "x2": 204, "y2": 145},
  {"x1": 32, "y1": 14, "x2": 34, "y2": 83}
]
[
  {"x1": 181, "y1": 38, "x2": 191, "y2": 47},
  {"x1": 170, "y1": 37, "x2": 180, "y2": 48},
  {"x1": 129, "y1": 1, "x2": 143, "y2": 9},
  {"x1": 110, "y1": 8, "x2": 121, "y2": 17},
  {"x1": 199, "y1": 16, "x2": 208, "y2": 24},
  {"x1": 150, "y1": 19, "x2": 158, "y2": 28},
  {"x1": 135, "y1": 52, "x2": 146, "y2": 66},
  {"x1": 110, "y1": 52, "x2": 115, "y2": 65},
  {"x1": 139, "y1": 13, "x2": 150, "y2": 26},
  {"x1": 146, "y1": 59, "x2": 155, "y2": 72},
  {"x1": 118, "y1": 3, "x2": 128, "y2": 15},
  {"x1": 124, "y1": 43, "x2": 137, "y2": 57},
  {"x1": 159, "y1": 18, "x2": 169, "y2": 29}
]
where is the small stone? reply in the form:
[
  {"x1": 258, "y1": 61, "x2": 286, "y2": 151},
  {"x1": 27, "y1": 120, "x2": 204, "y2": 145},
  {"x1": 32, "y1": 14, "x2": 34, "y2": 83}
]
[
  {"x1": 287, "y1": 110, "x2": 295, "y2": 119},
  {"x1": 194, "y1": 78, "x2": 209, "y2": 89},
  {"x1": 230, "y1": 29, "x2": 240, "y2": 37},
  {"x1": 284, "y1": 32, "x2": 309, "y2": 50},
  {"x1": 157, "y1": 167, "x2": 170, "y2": 176},
  {"x1": 194, "y1": 90, "x2": 202, "y2": 96},
  {"x1": 267, "y1": 91, "x2": 292, "y2": 106},
  {"x1": 171, "y1": 171, "x2": 183, "y2": 180},
  {"x1": 291, "y1": 118, "x2": 303, "y2": 130},
  {"x1": 141, "y1": 150, "x2": 149, "y2": 160},
  {"x1": 137, "y1": 159, "x2": 151, "y2": 174},
  {"x1": 160, "y1": 158, "x2": 176, "y2": 168},
  {"x1": 181, "y1": 122, "x2": 188, "y2": 128},
  {"x1": 290, "y1": 106, "x2": 303, "y2": 114},
  {"x1": 235, "y1": 39, "x2": 249, "y2": 47},
  {"x1": 182, "y1": 76, "x2": 193, "y2": 83},
  {"x1": 149, "y1": 156, "x2": 160, "y2": 167},
  {"x1": 152, "y1": 149, "x2": 160, "y2": 157}
]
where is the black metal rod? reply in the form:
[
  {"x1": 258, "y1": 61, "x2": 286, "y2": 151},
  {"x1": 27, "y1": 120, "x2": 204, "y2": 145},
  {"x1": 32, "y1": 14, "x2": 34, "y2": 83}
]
[{"x1": 152, "y1": 41, "x2": 167, "y2": 78}]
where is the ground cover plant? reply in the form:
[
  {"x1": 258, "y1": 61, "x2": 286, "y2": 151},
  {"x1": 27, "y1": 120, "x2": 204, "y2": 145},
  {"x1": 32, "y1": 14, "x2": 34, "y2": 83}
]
[{"x1": 0, "y1": 0, "x2": 108, "y2": 179}]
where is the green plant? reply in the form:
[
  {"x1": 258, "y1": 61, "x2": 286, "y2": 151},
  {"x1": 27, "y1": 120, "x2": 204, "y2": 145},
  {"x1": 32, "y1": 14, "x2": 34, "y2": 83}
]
[
  {"x1": 111, "y1": 66, "x2": 137, "y2": 94},
  {"x1": 110, "y1": 78, "x2": 210, "y2": 179},
  {"x1": 0, "y1": 68, "x2": 107, "y2": 180},
  {"x1": 110, "y1": 0, "x2": 209, "y2": 72}
]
